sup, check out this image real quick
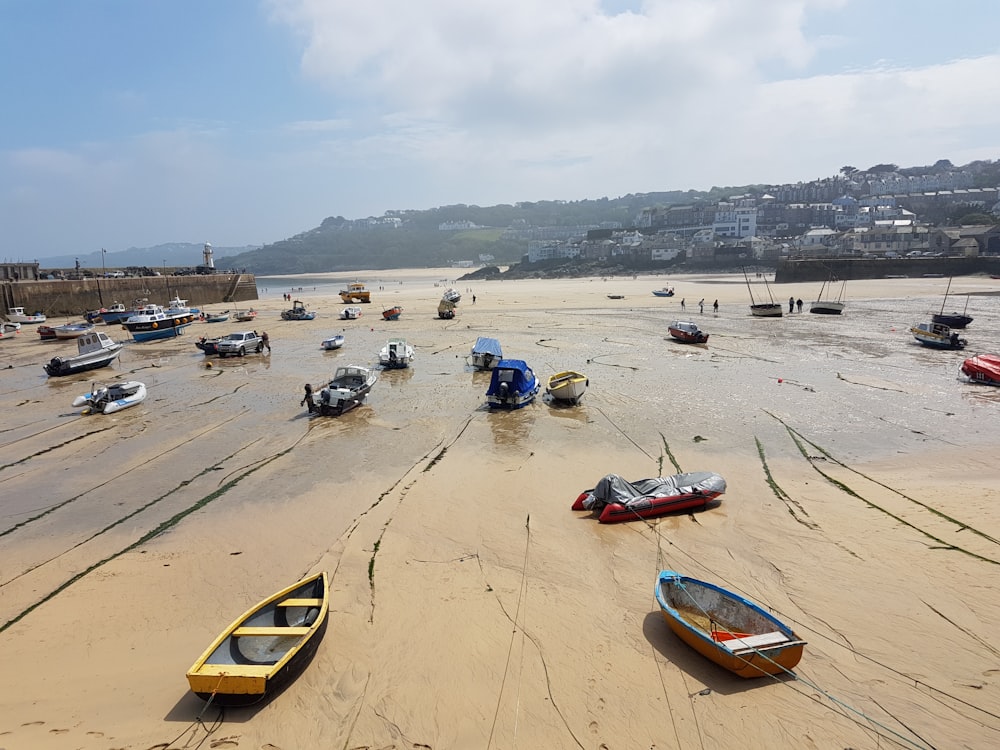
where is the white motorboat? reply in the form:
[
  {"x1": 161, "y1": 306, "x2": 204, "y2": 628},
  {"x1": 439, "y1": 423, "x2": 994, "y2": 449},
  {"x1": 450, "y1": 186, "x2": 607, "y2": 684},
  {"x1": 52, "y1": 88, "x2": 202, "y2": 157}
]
[
  {"x1": 340, "y1": 306, "x2": 363, "y2": 320},
  {"x1": 72, "y1": 380, "x2": 147, "y2": 414},
  {"x1": 314, "y1": 365, "x2": 377, "y2": 416},
  {"x1": 379, "y1": 338, "x2": 414, "y2": 369},
  {"x1": 468, "y1": 336, "x2": 502, "y2": 370},
  {"x1": 321, "y1": 333, "x2": 345, "y2": 350},
  {"x1": 45, "y1": 330, "x2": 124, "y2": 377},
  {"x1": 7, "y1": 306, "x2": 46, "y2": 324}
]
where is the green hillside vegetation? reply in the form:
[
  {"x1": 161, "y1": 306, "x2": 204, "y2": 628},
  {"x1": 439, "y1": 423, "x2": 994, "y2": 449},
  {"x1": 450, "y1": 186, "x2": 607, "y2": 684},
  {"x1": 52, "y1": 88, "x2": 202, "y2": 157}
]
[{"x1": 224, "y1": 192, "x2": 693, "y2": 274}]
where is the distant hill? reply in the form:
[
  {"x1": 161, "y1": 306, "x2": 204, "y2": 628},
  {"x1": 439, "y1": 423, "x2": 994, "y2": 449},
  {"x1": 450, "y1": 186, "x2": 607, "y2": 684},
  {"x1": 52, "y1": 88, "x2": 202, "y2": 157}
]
[
  {"x1": 38, "y1": 243, "x2": 258, "y2": 272},
  {"x1": 221, "y1": 192, "x2": 700, "y2": 274}
]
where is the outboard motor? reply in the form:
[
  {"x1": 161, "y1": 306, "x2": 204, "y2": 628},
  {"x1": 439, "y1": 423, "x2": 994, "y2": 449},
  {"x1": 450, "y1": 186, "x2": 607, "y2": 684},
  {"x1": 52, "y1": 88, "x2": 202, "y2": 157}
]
[{"x1": 498, "y1": 381, "x2": 510, "y2": 402}]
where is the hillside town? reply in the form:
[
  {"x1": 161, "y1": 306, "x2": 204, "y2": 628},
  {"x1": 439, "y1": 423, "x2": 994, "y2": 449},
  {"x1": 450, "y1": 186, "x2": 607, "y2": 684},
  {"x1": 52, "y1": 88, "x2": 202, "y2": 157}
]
[{"x1": 510, "y1": 166, "x2": 1000, "y2": 266}]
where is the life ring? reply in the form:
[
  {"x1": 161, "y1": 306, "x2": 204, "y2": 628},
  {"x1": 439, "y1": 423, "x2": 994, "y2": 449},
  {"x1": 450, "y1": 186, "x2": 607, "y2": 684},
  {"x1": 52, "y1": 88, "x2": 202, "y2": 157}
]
[{"x1": 152, "y1": 322, "x2": 158, "y2": 329}]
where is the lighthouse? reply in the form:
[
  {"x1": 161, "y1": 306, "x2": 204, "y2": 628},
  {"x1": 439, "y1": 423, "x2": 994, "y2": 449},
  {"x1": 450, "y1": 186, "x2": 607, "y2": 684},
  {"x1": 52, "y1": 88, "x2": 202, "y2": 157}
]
[{"x1": 196, "y1": 242, "x2": 216, "y2": 274}]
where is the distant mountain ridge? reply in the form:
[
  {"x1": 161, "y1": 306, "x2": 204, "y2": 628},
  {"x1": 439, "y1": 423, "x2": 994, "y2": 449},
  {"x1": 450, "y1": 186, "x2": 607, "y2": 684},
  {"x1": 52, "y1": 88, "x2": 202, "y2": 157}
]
[{"x1": 39, "y1": 242, "x2": 258, "y2": 272}]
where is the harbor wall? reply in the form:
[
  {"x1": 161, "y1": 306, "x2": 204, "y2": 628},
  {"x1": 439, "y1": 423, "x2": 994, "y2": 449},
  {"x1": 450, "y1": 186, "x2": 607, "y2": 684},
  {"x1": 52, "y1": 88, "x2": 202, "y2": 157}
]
[
  {"x1": 775, "y1": 256, "x2": 1000, "y2": 283},
  {"x1": 1, "y1": 274, "x2": 258, "y2": 317}
]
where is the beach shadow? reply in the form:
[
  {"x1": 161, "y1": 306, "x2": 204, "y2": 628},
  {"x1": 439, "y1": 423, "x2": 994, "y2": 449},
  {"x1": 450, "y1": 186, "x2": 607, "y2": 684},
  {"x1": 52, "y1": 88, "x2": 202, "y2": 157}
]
[{"x1": 642, "y1": 611, "x2": 797, "y2": 695}]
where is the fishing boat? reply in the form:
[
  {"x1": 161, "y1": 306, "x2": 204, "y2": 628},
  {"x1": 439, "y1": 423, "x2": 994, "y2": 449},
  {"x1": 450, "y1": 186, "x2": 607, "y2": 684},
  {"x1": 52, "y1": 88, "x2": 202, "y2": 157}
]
[
  {"x1": 53, "y1": 322, "x2": 96, "y2": 339},
  {"x1": 652, "y1": 287, "x2": 675, "y2": 297},
  {"x1": 281, "y1": 300, "x2": 316, "y2": 320},
  {"x1": 607, "y1": 294, "x2": 625, "y2": 300},
  {"x1": 654, "y1": 570, "x2": 806, "y2": 678},
  {"x1": 164, "y1": 295, "x2": 195, "y2": 314},
  {"x1": 186, "y1": 571, "x2": 329, "y2": 706},
  {"x1": 72, "y1": 380, "x2": 146, "y2": 414},
  {"x1": 572, "y1": 471, "x2": 726, "y2": 523},
  {"x1": 382, "y1": 305, "x2": 403, "y2": 321},
  {"x1": 485, "y1": 359, "x2": 540, "y2": 409},
  {"x1": 44, "y1": 330, "x2": 124, "y2": 376},
  {"x1": 932, "y1": 277, "x2": 973, "y2": 329},
  {"x1": 960, "y1": 353, "x2": 1000, "y2": 386},
  {"x1": 6, "y1": 306, "x2": 46, "y2": 324},
  {"x1": 441, "y1": 288, "x2": 462, "y2": 304},
  {"x1": 321, "y1": 333, "x2": 345, "y2": 350},
  {"x1": 314, "y1": 365, "x2": 377, "y2": 416},
  {"x1": 378, "y1": 338, "x2": 414, "y2": 369},
  {"x1": 809, "y1": 277, "x2": 847, "y2": 315},
  {"x1": 122, "y1": 304, "x2": 197, "y2": 342},
  {"x1": 95, "y1": 302, "x2": 131, "y2": 325},
  {"x1": 36, "y1": 324, "x2": 56, "y2": 340},
  {"x1": 204, "y1": 310, "x2": 230, "y2": 323},
  {"x1": 339, "y1": 281, "x2": 371, "y2": 304},
  {"x1": 546, "y1": 371, "x2": 588, "y2": 404},
  {"x1": 468, "y1": 336, "x2": 502, "y2": 370},
  {"x1": 234, "y1": 308, "x2": 258, "y2": 322},
  {"x1": 668, "y1": 321, "x2": 709, "y2": 344},
  {"x1": 743, "y1": 269, "x2": 782, "y2": 317},
  {"x1": 911, "y1": 321, "x2": 967, "y2": 350},
  {"x1": 340, "y1": 306, "x2": 362, "y2": 320}
]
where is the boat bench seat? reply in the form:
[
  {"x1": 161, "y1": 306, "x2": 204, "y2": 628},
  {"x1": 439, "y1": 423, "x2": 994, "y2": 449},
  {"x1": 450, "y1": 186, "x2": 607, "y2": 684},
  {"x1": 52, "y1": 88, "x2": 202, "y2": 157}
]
[
  {"x1": 726, "y1": 631, "x2": 789, "y2": 652},
  {"x1": 232, "y1": 626, "x2": 311, "y2": 637},
  {"x1": 276, "y1": 598, "x2": 324, "y2": 607},
  {"x1": 194, "y1": 663, "x2": 275, "y2": 677}
]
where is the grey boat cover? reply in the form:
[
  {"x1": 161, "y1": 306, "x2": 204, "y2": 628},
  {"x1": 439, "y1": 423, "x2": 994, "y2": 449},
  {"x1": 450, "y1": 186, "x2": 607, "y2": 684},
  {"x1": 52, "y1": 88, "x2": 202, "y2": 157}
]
[{"x1": 578, "y1": 471, "x2": 726, "y2": 510}]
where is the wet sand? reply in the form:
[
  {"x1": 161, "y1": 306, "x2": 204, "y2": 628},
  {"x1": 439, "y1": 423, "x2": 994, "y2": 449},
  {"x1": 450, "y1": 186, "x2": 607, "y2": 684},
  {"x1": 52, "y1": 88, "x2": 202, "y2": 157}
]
[{"x1": 2, "y1": 270, "x2": 1000, "y2": 749}]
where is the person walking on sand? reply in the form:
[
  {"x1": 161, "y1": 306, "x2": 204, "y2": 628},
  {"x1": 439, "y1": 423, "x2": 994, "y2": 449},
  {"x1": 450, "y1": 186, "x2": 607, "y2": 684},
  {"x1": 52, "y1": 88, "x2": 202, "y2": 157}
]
[
  {"x1": 261, "y1": 331, "x2": 270, "y2": 351},
  {"x1": 301, "y1": 383, "x2": 316, "y2": 414},
  {"x1": 789, "y1": 296, "x2": 795, "y2": 314},
  {"x1": 699, "y1": 298, "x2": 704, "y2": 314},
  {"x1": 680, "y1": 298, "x2": 686, "y2": 310},
  {"x1": 713, "y1": 299, "x2": 719, "y2": 314},
  {"x1": 796, "y1": 298, "x2": 803, "y2": 313}
]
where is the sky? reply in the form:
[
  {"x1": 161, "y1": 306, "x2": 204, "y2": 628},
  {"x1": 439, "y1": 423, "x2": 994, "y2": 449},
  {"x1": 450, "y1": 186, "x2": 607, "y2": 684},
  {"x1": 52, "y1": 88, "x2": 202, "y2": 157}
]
[{"x1": 2, "y1": 1, "x2": 999, "y2": 259}]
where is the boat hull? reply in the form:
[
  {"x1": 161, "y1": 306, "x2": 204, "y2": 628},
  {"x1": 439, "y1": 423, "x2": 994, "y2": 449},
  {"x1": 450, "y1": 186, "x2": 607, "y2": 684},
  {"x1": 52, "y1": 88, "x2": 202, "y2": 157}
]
[
  {"x1": 72, "y1": 381, "x2": 146, "y2": 414},
  {"x1": 314, "y1": 366, "x2": 377, "y2": 417},
  {"x1": 961, "y1": 354, "x2": 1000, "y2": 385},
  {"x1": 573, "y1": 471, "x2": 725, "y2": 523},
  {"x1": 668, "y1": 321, "x2": 709, "y2": 344},
  {"x1": 546, "y1": 371, "x2": 588, "y2": 403},
  {"x1": 187, "y1": 572, "x2": 329, "y2": 706},
  {"x1": 933, "y1": 313, "x2": 973, "y2": 329},
  {"x1": 750, "y1": 304, "x2": 783, "y2": 317},
  {"x1": 911, "y1": 322, "x2": 967, "y2": 349},
  {"x1": 655, "y1": 571, "x2": 805, "y2": 678},
  {"x1": 321, "y1": 335, "x2": 345, "y2": 350},
  {"x1": 809, "y1": 302, "x2": 845, "y2": 315},
  {"x1": 45, "y1": 347, "x2": 123, "y2": 377}
]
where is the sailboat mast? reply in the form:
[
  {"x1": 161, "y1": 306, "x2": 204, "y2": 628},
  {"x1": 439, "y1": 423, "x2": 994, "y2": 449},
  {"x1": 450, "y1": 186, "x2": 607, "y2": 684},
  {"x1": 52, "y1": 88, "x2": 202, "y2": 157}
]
[{"x1": 940, "y1": 277, "x2": 953, "y2": 315}]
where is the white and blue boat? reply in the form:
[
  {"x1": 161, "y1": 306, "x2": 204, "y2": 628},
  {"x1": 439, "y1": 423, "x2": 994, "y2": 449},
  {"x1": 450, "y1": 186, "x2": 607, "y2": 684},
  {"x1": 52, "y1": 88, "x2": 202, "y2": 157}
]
[
  {"x1": 72, "y1": 380, "x2": 147, "y2": 415},
  {"x1": 485, "y1": 359, "x2": 539, "y2": 409},
  {"x1": 122, "y1": 304, "x2": 196, "y2": 342},
  {"x1": 468, "y1": 336, "x2": 502, "y2": 370}
]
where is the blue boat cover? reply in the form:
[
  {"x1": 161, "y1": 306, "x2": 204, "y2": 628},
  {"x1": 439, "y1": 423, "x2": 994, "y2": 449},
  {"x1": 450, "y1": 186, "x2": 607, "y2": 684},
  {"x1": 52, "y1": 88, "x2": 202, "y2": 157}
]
[
  {"x1": 486, "y1": 359, "x2": 538, "y2": 397},
  {"x1": 473, "y1": 337, "x2": 503, "y2": 357}
]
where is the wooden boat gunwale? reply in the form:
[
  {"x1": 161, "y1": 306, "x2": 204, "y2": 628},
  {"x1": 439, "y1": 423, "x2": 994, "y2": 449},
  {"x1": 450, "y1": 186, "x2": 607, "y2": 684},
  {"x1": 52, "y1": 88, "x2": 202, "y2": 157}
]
[
  {"x1": 546, "y1": 370, "x2": 588, "y2": 403},
  {"x1": 654, "y1": 570, "x2": 805, "y2": 678},
  {"x1": 186, "y1": 571, "x2": 329, "y2": 705}
]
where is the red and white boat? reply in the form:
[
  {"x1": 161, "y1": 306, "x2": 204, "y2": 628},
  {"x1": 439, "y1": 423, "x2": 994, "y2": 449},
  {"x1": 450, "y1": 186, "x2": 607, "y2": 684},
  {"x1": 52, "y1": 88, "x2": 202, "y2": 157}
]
[
  {"x1": 961, "y1": 354, "x2": 1000, "y2": 386},
  {"x1": 572, "y1": 471, "x2": 726, "y2": 523},
  {"x1": 668, "y1": 320, "x2": 709, "y2": 344}
]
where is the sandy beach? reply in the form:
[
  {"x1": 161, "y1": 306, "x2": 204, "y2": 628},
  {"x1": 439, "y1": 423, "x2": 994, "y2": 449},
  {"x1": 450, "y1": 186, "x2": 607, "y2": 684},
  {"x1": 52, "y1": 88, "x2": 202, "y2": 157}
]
[{"x1": 2, "y1": 269, "x2": 1000, "y2": 749}]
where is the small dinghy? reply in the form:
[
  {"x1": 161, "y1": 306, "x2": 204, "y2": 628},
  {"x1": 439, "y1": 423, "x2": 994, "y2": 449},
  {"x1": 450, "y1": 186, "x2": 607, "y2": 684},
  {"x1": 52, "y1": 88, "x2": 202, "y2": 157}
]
[
  {"x1": 187, "y1": 571, "x2": 329, "y2": 706},
  {"x1": 572, "y1": 471, "x2": 725, "y2": 523},
  {"x1": 655, "y1": 570, "x2": 806, "y2": 678},
  {"x1": 546, "y1": 370, "x2": 588, "y2": 404},
  {"x1": 72, "y1": 380, "x2": 146, "y2": 415},
  {"x1": 321, "y1": 333, "x2": 345, "y2": 350}
]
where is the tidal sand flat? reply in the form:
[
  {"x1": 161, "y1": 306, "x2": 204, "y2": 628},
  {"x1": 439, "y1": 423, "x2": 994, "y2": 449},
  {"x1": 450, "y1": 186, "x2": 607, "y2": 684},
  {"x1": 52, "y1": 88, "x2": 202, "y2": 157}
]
[{"x1": 1, "y1": 271, "x2": 999, "y2": 748}]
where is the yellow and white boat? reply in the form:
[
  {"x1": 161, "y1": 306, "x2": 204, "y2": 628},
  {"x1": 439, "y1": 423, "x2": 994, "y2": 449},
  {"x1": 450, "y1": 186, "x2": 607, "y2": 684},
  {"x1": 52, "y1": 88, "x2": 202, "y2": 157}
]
[
  {"x1": 186, "y1": 571, "x2": 329, "y2": 706},
  {"x1": 546, "y1": 370, "x2": 588, "y2": 404}
]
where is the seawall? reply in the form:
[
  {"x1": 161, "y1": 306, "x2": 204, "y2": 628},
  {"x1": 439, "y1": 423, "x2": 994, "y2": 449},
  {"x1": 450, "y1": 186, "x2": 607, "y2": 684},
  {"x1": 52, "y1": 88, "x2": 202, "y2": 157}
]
[
  {"x1": 1, "y1": 274, "x2": 258, "y2": 317},
  {"x1": 775, "y1": 256, "x2": 1000, "y2": 283}
]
